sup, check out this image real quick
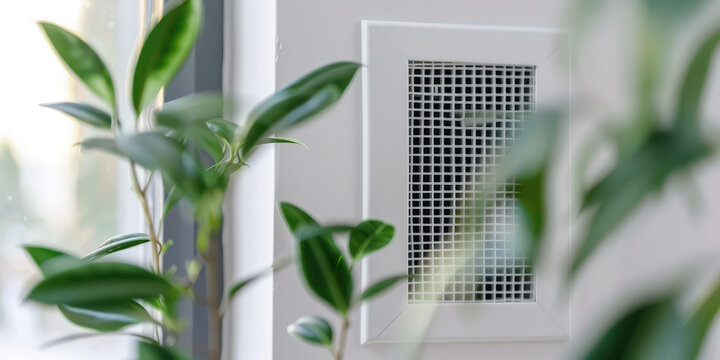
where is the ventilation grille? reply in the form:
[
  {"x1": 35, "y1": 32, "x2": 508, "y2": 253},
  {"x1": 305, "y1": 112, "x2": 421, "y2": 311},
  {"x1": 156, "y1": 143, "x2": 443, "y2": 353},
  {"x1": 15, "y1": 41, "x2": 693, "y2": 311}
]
[{"x1": 407, "y1": 61, "x2": 536, "y2": 303}]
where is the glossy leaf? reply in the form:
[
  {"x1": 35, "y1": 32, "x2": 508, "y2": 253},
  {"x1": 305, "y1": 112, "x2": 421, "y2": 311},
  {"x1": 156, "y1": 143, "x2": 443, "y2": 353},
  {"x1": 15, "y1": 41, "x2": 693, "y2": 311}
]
[
  {"x1": 26, "y1": 262, "x2": 177, "y2": 306},
  {"x1": 287, "y1": 316, "x2": 333, "y2": 348},
  {"x1": 582, "y1": 296, "x2": 691, "y2": 360},
  {"x1": 41, "y1": 102, "x2": 111, "y2": 129},
  {"x1": 228, "y1": 258, "x2": 293, "y2": 299},
  {"x1": 39, "y1": 22, "x2": 115, "y2": 106},
  {"x1": 58, "y1": 301, "x2": 153, "y2": 332},
  {"x1": 138, "y1": 341, "x2": 188, "y2": 360},
  {"x1": 80, "y1": 137, "x2": 123, "y2": 157},
  {"x1": 258, "y1": 137, "x2": 308, "y2": 149},
  {"x1": 83, "y1": 233, "x2": 151, "y2": 261},
  {"x1": 241, "y1": 62, "x2": 360, "y2": 157},
  {"x1": 280, "y1": 202, "x2": 353, "y2": 314},
  {"x1": 348, "y1": 220, "x2": 394, "y2": 262},
  {"x1": 573, "y1": 131, "x2": 710, "y2": 275},
  {"x1": 359, "y1": 275, "x2": 409, "y2": 302},
  {"x1": 132, "y1": 0, "x2": 202, "y2": 114},
  {"x1": 674, "y1": 23, "x2": 720, "y2": 136}
]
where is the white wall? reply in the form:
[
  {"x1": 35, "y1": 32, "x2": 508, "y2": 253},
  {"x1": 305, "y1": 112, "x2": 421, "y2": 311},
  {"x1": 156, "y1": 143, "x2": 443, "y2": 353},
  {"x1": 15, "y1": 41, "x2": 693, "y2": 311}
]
[{"x1": 230, "y1": 0, "x2": 720, "y2": 359}]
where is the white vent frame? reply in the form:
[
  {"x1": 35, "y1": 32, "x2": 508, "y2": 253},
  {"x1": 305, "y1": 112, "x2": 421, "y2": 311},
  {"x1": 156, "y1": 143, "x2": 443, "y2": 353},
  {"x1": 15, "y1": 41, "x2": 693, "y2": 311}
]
[{"x1": 361, "y1": 21, "x2": 570, "y2": 344}]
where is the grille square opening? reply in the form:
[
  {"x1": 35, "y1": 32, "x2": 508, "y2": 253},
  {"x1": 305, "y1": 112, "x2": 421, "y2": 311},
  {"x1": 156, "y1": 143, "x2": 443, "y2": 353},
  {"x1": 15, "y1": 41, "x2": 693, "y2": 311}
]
[{"x1": 407, "y1": 61, "x2": 536, "y2": 303}]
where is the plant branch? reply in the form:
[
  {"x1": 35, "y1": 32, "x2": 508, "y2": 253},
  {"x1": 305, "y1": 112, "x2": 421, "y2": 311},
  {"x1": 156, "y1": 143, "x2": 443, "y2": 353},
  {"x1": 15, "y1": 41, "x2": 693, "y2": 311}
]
[
  {"x1": 334, "y1": 316, "x2": 350, "y2": 360},
  {"x1": 201, "y1": 228, "x2": 223, "y2": 360},
  {"x1": 129, "y1": 162, "x2": 161, "y2": 275}
]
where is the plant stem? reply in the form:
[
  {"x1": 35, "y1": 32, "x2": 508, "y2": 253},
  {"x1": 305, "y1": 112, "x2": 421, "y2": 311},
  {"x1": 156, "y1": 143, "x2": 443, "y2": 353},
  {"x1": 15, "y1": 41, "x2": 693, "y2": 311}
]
[
  {"x1": 129, "y1": 163, "x2": 162, "y2": 274},
  {"x1": 334, "y1": 316, "x2": 350, "y2": 360},
  {"x1": 203, "y1": 229, "x2": 223, "y2": 360}
]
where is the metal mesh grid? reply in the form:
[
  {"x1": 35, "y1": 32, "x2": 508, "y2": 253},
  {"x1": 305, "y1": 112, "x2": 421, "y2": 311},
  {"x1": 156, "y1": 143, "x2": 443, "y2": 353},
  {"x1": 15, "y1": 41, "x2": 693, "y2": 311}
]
[{"x1": 407, "y1": 61, "x2": 536, "y2": 303}]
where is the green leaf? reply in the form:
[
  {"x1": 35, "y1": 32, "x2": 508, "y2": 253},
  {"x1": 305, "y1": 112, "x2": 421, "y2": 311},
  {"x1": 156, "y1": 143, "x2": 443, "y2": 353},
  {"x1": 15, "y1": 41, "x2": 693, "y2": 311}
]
[
  {"x1": 26, "y1": 262, "x2": 177, "y2": 306},
  {"x1": 132, "y1": 0, "x2": 202, "y2": 114},
  {"x1": 359, "y1": 275, "x2": 409, "y2": 302},
  {"x1": 228, "y1": 257, "x2": 293, "y2": 299},
  {"x1": 39, "y1": 22, "x2": 115, "y2": 107},
  {"x1": 155, "y1": 94, "x2": 228, "y2": 161},
  {"x1": 163, "y1": 185, "x2": 184, "y2": 218},
  {"x1": 279, "y1": 202, "x2": 353, "y2": 314},
  {"x1": 686, "y1": 275, "x2": 720, "y2": 359},
  {"x1": 41, "y1": 102, "x2": 111, "y2": 129},
  {"x1": 83, "y1": 233, "x2": 151, "y2": 261},
  {"x1": 348, "y1": 220, "x2": 394, "y2": 262},
  {"x1": 241, "y1": 62, "x2": 360, "y2": 157},
  {"x1": 207, "y1": 119, "x2": 240, "y2": 145},
  {"x1": 58, "y1": 301, "x2": 153, "y2": 332},
  {"x1": 674, "y1": 23, "x2": 720, "y2": 136},
  {"x1": 258, "y1": 137, "x2": 308, "y2": 149},
  {"x1": 23, "y1": 245, "x2": 84, "y2": 277},
  {"x1": 116, "y1": 133, "x2": 204, "y2": 198},
  {"x1": 80, "y1": 137, "x2": 123, "y2": 157},
  {"x1": 287, "y1": 316, "x2": 333, "y2": 348},
  {"x1": 155, "y1": 93, "x2": 225, "y2": 126},
  {"x1": 138, "y1": 341, "x2": 188, "y2": 360},
  {"x1": 572, "y1": 131, "x2": 711, "y2": 275},
  {"x1": 582, "y1": 296, "x2": 691, "y2": 360},
  {"x1": 24, "y1": 245, "x2": 72, "y2": 270}
]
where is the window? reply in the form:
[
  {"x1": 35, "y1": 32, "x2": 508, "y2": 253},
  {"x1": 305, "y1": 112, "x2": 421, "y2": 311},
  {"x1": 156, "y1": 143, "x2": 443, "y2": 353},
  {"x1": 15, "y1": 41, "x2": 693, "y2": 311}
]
[{"x1": 0, "y1": 2, "x2": 144, "y2": 358}]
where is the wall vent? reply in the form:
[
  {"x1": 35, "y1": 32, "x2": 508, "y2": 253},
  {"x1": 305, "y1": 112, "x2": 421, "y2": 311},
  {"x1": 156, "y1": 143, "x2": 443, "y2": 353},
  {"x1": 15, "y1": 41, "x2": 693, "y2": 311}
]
[{"x1": 407, "y1": 61, "x2": 536, "y2": 303}]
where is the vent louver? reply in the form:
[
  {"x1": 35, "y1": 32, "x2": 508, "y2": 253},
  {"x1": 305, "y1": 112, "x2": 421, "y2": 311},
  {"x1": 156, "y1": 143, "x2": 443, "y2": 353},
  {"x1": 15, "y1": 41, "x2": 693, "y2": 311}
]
[{"x1": 407, "y1": 61, "x2": 536, "y2": 303}]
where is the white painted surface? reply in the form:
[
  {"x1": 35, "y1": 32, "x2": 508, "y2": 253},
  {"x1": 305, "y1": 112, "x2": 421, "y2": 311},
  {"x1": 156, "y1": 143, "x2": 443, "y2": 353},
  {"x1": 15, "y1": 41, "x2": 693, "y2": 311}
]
[{"x1": 225, "y1": 0, "x2": 720, "y2": 358}]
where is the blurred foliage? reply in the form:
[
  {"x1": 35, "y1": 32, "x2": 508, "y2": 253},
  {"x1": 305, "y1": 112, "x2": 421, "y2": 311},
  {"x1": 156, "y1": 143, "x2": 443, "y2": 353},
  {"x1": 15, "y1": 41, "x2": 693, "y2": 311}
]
[
  {"x1": 26, "y1": 0, "x2": 371, "y2": 358},
  {"x1": 505, "y1": 0, "x2": 720, "y2": 358}
]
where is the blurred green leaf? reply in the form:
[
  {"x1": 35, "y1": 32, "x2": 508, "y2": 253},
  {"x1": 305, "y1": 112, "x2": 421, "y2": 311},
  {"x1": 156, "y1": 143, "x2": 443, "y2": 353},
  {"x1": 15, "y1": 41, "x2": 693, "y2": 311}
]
[
  {"x1": 228, "y1": 257, "x2": 292, "y2": 299},
  {"x1": 155, "y1": 93, "x2": 225, "y2": 125},
  {"x1": 674, "y1": 23, "x2": 720, "y2": 137},
  {"x1": 132, "y1": 0, "x2": 202, "y2": 114},
  {"x1": 155, "y1": 94, "x2": 227, "y2": 161},
  {"x1": 280, "y1": 202, "x2": 353, "y2": 314},
  {"x1": 23, "y1": 246, "x2": 85, "y2": 277},
  {"x1": 39, "y1": 22, "x2": 115, "y2": 107},
  {"x1": 359, "y1": 275, "x2": 409, "y2": 302},
  {"x1": 686, "y1": 275, "x2": 720, "y2": 359},
  {"x1": 348, "y1": 220, "x2": 394, "y2": 262},
  {"x1": 26, "y1": 262, "x2": 177, "y2": 306},
  {"x1": 80, "y1": 137, "x2": 123, "y2": 157},
  {"x1": 258, "y1": 137, "x2": 308, "y2": 149},
  {"x1": 83, "y1": 233, "x2": 151, "y2": 261},
  {"x1": 503, "y1": 111, "x2": 560, "y2": 264},
  {"x1": 582, "y1": 296, "x2": 691, "y2": 360},
  {"x1": 573, "y1": 131, "x2": 711, "y2": 275},
  {"x1": 116, "y1": 133, "x2": 205, "y2": 200},
  {"x1": 287, "y1": 316, "x2": 333, "y2": 348},
  {"x1": 163, "y1": 185, "x2": 184, "y2": 218},
  {"x1": 207, "y1": 119, "x2": 240, "y2": 145},
  {"x1": 41, "y1": 102, "x2": 111, "y2": 129},
  {"x1": 643, "y1": 0, "x2": 707, "y2": 23},
  {"x1": 58, "y1": 301, "x2": 153, "y2": 332},
  {"x1": 241, "y1": 62, "x2": 360, "y2": 157},
  {"x1": 138, "y1": 341, "x2": 188, "y2": 360}
]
